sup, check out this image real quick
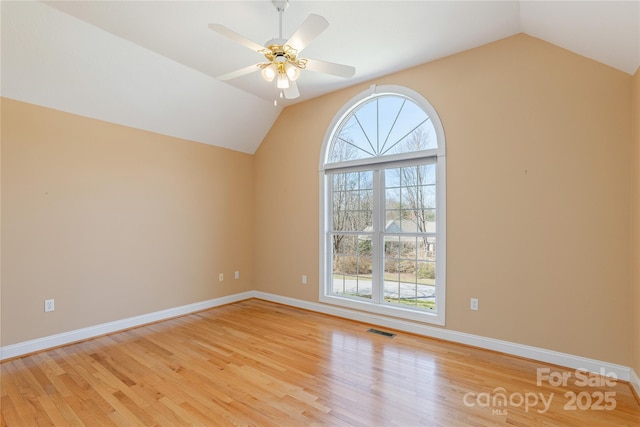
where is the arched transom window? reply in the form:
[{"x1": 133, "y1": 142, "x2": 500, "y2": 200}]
[{"x1": 320, "y1": 85, "x2": 446, "y2": 325}]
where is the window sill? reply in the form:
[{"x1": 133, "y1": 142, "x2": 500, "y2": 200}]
[{"x1": 319, "y1": 293, "x2": 445, "y2": 326}]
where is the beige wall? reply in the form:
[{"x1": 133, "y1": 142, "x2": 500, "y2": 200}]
[
  {"x1": 633, "y1": 68, "x2": 640, "y2": 376},
  {"x1": 254, "y1": 34, "x2": 634, "y2": 365},
  {"x1": 1, "y1": 98, "x2": 255, "y2": 345}
]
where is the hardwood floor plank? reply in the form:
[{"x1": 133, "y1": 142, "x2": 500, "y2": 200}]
[
  {"x1": 36, "y1": 393, "x2": 82, "y2": 427},
  {"x1": 54, "y1": 361, "x2": 118, "y2": 424},
  {"x1": 0, "y1": 393, "x2": 27, "y2": 427},
  {"x1": 2, "y1": 299, "x2": 638, "y2": 426}
]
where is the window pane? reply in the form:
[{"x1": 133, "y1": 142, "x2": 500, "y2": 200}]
[
  {"x1": 402, "y1": 237, "x2": 419, "y2": 260},
  {"x1": 330, "y1": 233, "x2": 372, "y2": 300},
  {"x1": 418, "y1": 164, "x2": 436, "y2": 185},
  {"x1": 333, "y1": 116, "x2": 375, "y2": 161},
  {"x1": 380, "y1": 164, "x2": 439, "y2": 311},
  {"x1": 384, "y1": 235, "x2": 400, "y2": 259},
  {"x1": 332, "y1": 171, "x2": 373, "y2": 232},
  {"x1": 383, "y1": 233, "x2": 436, "y2": 311},
  {"x1": 384, "y1": 165, "x2": 437, "y2": 235},
  {"x1": 327, "y1": 95, "x2": 438, "y2": 164},
  {"x1": 377, "y1": 97, "x2": 406, "y2": 151},
  {"x1": 385, "y1": 121, "x2": 437, "y2": 155},
  {"x1": 418, "y1": 236, "x2": 436, "y2": 261}
]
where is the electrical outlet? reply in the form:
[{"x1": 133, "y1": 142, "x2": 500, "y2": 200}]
[
  {"x1": 219, "y1": 273, "x2": 224, "y2": 282},
  {"x1": 470, "y1": 298, "x2": 479, "y2": 311},
  {"x1": 234, "y1": 271, "x2": 240, "y2": 280},
  {"x1": 302, "y1": 275, "x2": 307, "y2": 285},
  {"x1": 44, "y1": 299, "x2": 55, "y2": 312}
]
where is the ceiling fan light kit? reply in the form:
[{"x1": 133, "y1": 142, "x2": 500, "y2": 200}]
[
  {"x1": 276, "y1": 72, "x2": 290, "y2": 89},
  {"x1": 208, "y1": 0, "x2": 355, "y2": 102},
  {"x1": 261, "y1": 64, "x2": 276, "y2": 82},
  {"x1": 258, "y1": 43, "x2": 305, "y2": 88}
]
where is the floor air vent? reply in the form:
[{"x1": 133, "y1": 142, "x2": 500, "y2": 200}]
[{"x1": 367, "y1": 328, "x2": 396, "y2": 338}]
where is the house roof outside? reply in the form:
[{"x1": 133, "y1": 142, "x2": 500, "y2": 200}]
[{"x1": 361, "y1": 219, "x2": 436, "y2": 242}]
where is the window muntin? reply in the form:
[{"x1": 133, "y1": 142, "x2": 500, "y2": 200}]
[
  {"x1": 321, "y1": 85, "x2": 445, "y2": 325},
  {"x1": 382, "y1": 163, "x2": 437, "y2": 311},
  {"x1": 328, "y1": 95, "x2": 438, "y2": 164},
  {"x1": 330, "y1": 170, "x2": 374, "y2": 300}
]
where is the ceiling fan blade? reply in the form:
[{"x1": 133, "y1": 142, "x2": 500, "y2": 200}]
[
  {"x1": 216, "y1": 64, "x2": 260, "y2": 81},
  {"x1": 208, "y1": 23, "x2": 265, "y2": 52},
  {"x1": 286, "y1": 14, "x2": 329, "y2": 52},
  {"x1": 283, "y1": 80, "x2": 300, "y2": 99},
  {"x1": 305, "y1": 58, "x2": 356, "y2": 78}
]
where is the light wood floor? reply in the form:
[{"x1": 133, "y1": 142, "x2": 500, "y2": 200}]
[{"x1": 1, "y1": 299, "x2": 638, "y2": 426}]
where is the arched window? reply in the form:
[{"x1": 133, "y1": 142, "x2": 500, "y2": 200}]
[{"x1": 319, "y1": 85, "x2": 446, "y2": 325}]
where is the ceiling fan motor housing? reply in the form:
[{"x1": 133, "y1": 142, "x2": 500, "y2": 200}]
[{"x1": 264, "y1": 38, "x2": 287, "y2": 49}]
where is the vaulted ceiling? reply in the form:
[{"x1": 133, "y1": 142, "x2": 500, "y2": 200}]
[{"x1": 2, "y1": 1, "x2": 638, "y2": 154}]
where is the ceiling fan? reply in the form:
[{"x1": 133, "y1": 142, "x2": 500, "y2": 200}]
[{"x1": 208, "y1": 0, "x2": 355, "y2": 102}]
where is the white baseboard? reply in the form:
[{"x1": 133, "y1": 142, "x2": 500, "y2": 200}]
[
  {"x1": 0, "y1": 292, "x2": 253, "y2": 361},
  {"x1": 1, "y1": 290, "x2": 637, "y2": 391},
  {"x1": 252, "y1": 291, "x2": 636, "y2": 384},
  {"x1": 630, "y1": 367, "x2": 640, "y2": 399}
]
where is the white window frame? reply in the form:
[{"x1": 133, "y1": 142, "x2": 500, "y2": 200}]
[{"x1": 319, "y1": 85, "x2": 447, "y2": 325}]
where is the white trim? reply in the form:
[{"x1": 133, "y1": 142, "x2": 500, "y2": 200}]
[
  {"x1": 0, "y1": 292, "x2": 253, "y2": 361},
  {"x1": 319, "y1": 293, "x2": 443, "y2": 325},
  {"x1": 631, "y1": 368, "x2": 640, "y2": 399},
  {"x1": 253, "y1": 291, "x2": 636, "y2": 383},
  {"x1": 2, "y1": 290, "x2": 637, "y2": 391},
  {"x1": 323, "y1": 149, "x2": 440, "y2": 172},
  {"x1": 319, "y1": 168, "x2": 328, "y2": 312},
  {"x1": 435, "y1": 151, "x2": 446, "y2": 324}
]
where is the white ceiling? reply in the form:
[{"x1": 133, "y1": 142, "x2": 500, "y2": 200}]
[{"x1": 2, "y1": 1, "x2": 639, "y2": 154}]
